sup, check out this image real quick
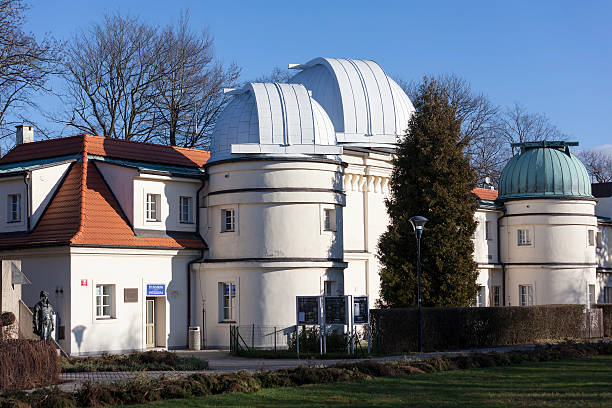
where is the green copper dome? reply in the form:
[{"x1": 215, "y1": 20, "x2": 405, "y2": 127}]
[{"x1": 498, "y1": 141, "x2": 592, "y2": 200}]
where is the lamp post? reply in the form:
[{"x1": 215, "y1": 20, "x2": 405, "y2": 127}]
[{"x1": 409, "y1": 215, "x2": 428, "y2": 353}]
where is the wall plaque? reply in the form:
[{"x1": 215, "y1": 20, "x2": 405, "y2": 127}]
[{"x1": 124, "y1": 288, "x2": 138, "y2": 303}]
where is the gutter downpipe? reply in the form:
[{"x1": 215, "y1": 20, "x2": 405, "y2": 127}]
[
  {"x1": 23, "y1": 172, "x2": 31, "y2": 232},
  {"x1": 187, "y1": 176, "x2": 207, "y2": 347}
]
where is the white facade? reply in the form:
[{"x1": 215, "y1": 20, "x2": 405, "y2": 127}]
[{"x1": 0, "y1": 57, "x2": 609, "y2": 355}]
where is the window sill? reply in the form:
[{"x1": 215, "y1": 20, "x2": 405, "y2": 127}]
[
  {"x1": 6, "y1": 220, "x2": 21, "y2": 224},
  {"x1": 220, "y1": 230, "x2": 235, "y2": 233},
  {"x1": 180, "y1": 221, "x2": 194, "y2": 225},
  {"x1": 94, "y1": 317, "x2": 117, "y2": 324},
  {"x1": 218, "y1": 320, "x2": 236, "y2": 324}
]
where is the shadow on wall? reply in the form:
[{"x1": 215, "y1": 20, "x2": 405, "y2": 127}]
[
  {"x1": 72, "y1": 325, "x2": 86, "y2": 354},
  {"x1": 168, "y1": 256, "x2": 189, "y2": 349}
]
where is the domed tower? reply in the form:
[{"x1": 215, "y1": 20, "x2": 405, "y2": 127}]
[
  {"x1": 194, "y1": 83, "x2": 346, "y2": 348},
  {"x1": 498, "y1": 141, "x2": 597, "y2": 306}
]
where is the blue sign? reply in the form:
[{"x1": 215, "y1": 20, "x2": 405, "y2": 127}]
[{"x1": 147, "y1": 284, "x2": 165, "y2": 296}]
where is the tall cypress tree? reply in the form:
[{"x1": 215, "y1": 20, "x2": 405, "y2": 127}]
[{"x1": 377, "y1": 78, "x2": 479, "y2": 307}]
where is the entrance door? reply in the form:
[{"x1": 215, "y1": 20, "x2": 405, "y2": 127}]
[{"x1": 146, "y1": 298, "x2": 155, "y2": 348}]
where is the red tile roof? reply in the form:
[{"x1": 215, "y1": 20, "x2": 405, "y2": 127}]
[
  {"x1": 0, "y1": 138, "x2": 207, "y2": 250},
  {"x1": 472, "y1": 187, "x2": 498, "y2": 201},
  {"x1": 0, "y1": 134, "x2": 210, "y2": 168}
]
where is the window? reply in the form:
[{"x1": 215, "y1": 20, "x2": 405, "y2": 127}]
[
  {"x1": 517, "y1": 229, "x2": 531, "y2": 246},
  {"x1": 221, "y1": 209, "x2": 235, "y2": 232},
  {"x1": 475, "y1": 286, "x2": 485, "y2": 307},
  {"x1": 519, "y1": 285, "x2": 533, "y2": 306},
  {"x1": 324, "y1": 280, "x2": 337, "y2": 296},
  {"x1": 485, "y1": 221, "x2": 492, "y2": 240},
  {"x1": 604, "y1": 287, "x2": 611, "y2": 304},
  {"x1": 588, "y1": 284, "x2": 596, "y2": 307},
  {"x1": 95, "y1": 285, "x2": 113, "y2": 318},
  {"x1": 588, "y1": 230, "x2": 595, "y2": 246},
  {"x1": 7, "y1": 194, "x2": 20, "y2": 222},
  {"x1": 323, "y1": 208, "x2": 336, "y2": 232},
  {"x1": 492, "y1": 286, "x2": 501, "y2": 307},
  {"x1": 146, "y1": 194, "x2": 160, "y2": 221},
  {"x1": 597, "y1": 231, "x2": 603, "y2": 248},
  {"x1": 179, "y1": 196, "x2": 193, "y2": 223},
  {"x1": 219, "y1": 282, "x2": 236, "y2": 322}
]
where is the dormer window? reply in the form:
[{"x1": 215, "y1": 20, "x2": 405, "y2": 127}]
[
  {"x1": 7, "y1": 194, "x2": 20, "y2": 222},
  {"x1": 146, "y1": 194, "x2": 160, "y2": 222},
  {"x1": 179, "y1": 196, "x2": 193, "y2": 223}
]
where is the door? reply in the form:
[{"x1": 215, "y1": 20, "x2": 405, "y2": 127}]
[{"x1": 146, "y1": 298, "x2": 155, "y2": 348}]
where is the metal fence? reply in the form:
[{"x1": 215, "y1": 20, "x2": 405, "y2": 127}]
[{"x1": 229, "y1": 325, "x2": 294, "y2": 352}]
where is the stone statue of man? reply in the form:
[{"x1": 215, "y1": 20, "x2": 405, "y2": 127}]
[{"x1": 33, "y1": 291, "x2": 54, "y2": 340}]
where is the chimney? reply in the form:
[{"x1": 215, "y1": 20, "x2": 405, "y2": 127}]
[{"x1": 16, "y1": 124, "x2": 34, "y2": 145}]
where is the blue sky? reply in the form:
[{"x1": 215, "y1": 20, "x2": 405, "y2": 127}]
[{"x1": 22, "y1": 0, "x2": 612, "y2": 150}]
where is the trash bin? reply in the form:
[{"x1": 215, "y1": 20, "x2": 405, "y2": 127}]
[{"x1": 188, "y1": 326, "x2": 201, "y2": 350}]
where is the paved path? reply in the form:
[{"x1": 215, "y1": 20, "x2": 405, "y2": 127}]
[{"x1": 57, "y1": 343, "x2": 541, "y2": 392}]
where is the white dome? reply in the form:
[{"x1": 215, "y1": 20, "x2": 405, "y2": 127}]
[
  {"x1": 289, "y1": 57, "x2": 414, "y2": 147},
  {"x1": 210, "y1": 82, "x2": 341, "y2": 163}
]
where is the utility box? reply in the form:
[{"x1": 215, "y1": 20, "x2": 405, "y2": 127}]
[{"x1": 188, "y1": 326, "x2": 201, "y2": 350}]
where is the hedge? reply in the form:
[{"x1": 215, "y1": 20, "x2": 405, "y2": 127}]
[
  {"x1": 594, "y1": 304, "x2": 612, "y2": 337},
  {"x1": 0, "y1": 340, "x2": 60, "y2": 392},
  {"x1": 1, "y1": 341, "x2": 611, "y2": 407},
  {"x1": 370, "y1": 305, "x2": 588, "y2": 353}
]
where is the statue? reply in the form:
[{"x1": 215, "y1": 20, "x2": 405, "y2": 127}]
[{"x1": 33, "y1": 291, "x2": 54, "y2": 340}]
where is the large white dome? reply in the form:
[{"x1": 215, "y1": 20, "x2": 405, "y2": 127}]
[
  {"x1": 210, "y1": 82, "x2": 341, "y2": 163},
  {"x1": 289, "y1": 57, "x2": 414, "y2": 147}
]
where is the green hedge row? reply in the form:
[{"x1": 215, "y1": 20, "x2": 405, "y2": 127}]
[
  {"x1": 0, "y1": 340, "x2": 60, "y2": 392},
  {"x1": 370, "y1": 305, "x2": 587, "y2": 353},
  {"x1": 594, "y1": 304, "x2": 612, "y2": 337},
  {"x1": 1, "y1": 341, "x2": 611, "y2": 407}
]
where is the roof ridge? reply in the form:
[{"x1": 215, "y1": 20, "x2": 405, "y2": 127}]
[
  {"x1": 70, "y1": 138, "x2": 88, "y2": 243},
  {"x1": 81, "y1": 133, "x2": 209, "y2": 154}
]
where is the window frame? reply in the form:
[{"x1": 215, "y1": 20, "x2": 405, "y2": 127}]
[
  {"x1": 519, "y1": 284, "x2": 534, "y2": 306},
  {"x1": 485, "y1": 221, "x2": 492, "y2": 241},
  {"x1": 7, "y1": 193, "x2": 21, "y2": 223},
  {"x1": 588, "y1": 284, "x2": 596, "y2": 307},
  {"x1": 475, "y1": 286, "x2": 485, "y2": 307},
  {"x1": 95, "y1": 284, "x2": 114, "y2": 319},
  {"x1": 145, "y1": 193, "x2": 161, "y2": 222},
  {"x1": 179, "y1": 196, "x2": 193, "y2": 224},
  {"x1": 218, "y1": 282, "x2": 237, "y2": 322},
  {"x1": 492, "y1": 285, "x2": 501, "y2": 307},
  {"x1": 324, "y1": 280, "x2": 337, "y2": 296},
  {"x1": 604, "y1": 286, "x2": 611, "y2": 304},
  {"x1": 221, "y1": 208, "x2": 235, "y2": 232},
  {"x1": 588, "y1": 229, "x2": 595, "y2": 247},
  {"x1": 517, "y1": 229, "x2": 532, "y2": 246},
  {"x1": 322, "y1": 206, "x2": 337, "y2": 232}
]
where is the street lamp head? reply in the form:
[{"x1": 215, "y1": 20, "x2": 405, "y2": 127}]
[{"x1": 409, "y1": 216, "x2": 428, "y2": 232}]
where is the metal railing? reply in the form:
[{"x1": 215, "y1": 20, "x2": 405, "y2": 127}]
[{"x1": 229, "y1": 325, "x2": 292, "y2": 352}]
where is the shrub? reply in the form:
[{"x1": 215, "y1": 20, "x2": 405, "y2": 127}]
[
  {"x1": 0, "y1": 340, "x2": 60, "y2": 392},
  {"x1": 370, "y1": 305, "x2": 587, "y2": 353},
  {"x1": 61, "y1": 350, "x2": 207, "y2": 372},
  {"x1": 288, "y1": 326, "x2": 348, "y2": 353}
]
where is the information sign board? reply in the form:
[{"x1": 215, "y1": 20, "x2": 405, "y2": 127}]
[
  {"x1": 146, "y1": 284, "x2": 165, "y2": 296},
  {"x1": 353, "y1": 296, "x2": 369, "y2": 324},
  {"x1": 324, "y1": 296, "x2": 347, "y2": 325},
  {"x1": 297, "y1": 296, "x2": 319, "y2": 325}
]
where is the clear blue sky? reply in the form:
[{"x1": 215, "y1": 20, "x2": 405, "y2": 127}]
[{"x1": 22, "y1": 0, "x2": 612, "y2": 150}]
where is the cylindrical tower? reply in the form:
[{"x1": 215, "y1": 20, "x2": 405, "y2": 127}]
[
  {"x1": 498, "y1": 141, "x2": 597, "y2": 306},
  {"x1": 194, "y1": 83, "x2": 346, "y2": 348}
]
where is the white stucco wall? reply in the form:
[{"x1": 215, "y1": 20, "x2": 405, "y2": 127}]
[
  {"x1": 30, "y1": 162, "x2": 73, "y2": 228},
  {"x1": 473, "y1": 209, "x2": 502, "y2": 265},
  {"x1": 68, "y1": 247, "x2": 200, "y2": 355},
  {"x1": 0, "y1": 177, "x2": 27, "y2": 233},
  {"x1": 95, "y1": 162, "x2": 139, "y2": 226},
  {"x1": 133, "y1": 175, "x2": 201, "y2": 232}
]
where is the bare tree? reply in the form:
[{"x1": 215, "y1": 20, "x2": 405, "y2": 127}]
[
  {"x1": 498, "y1": 102, "x2": 565, "y2": 145},
  {"x1": 0, "y1": 0, "x2": 60, "y2": 143},
  {"x1": 251, "y1": 66, "x2": 292, "y2": 83},
  {"x1": 152, "y1": 14, "x2": 240, "y2": 148},
  {"x1": 576, "y1": 149, "x2": 612, "y2": 183},
  {"x1": 61, "y1": 13, "x2": 163, "y2": 141}
]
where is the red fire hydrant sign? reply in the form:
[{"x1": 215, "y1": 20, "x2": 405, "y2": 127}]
[{"x1": 81, "y1": 279, "x2": 88, "y2": 286}]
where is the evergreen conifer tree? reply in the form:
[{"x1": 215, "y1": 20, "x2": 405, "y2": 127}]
[{"x1": 378, "y1": 78, "x2": 479, "y2": 307}]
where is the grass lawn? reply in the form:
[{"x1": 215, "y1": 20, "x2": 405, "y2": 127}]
[{"x1": 123, "y1": 355, "x2": 612, "y2": 407}]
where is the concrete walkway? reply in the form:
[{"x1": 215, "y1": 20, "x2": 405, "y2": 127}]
[{"x1": 57, "y1": 343, "x2": 541, "y2": 392}]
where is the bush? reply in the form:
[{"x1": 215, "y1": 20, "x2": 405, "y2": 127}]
[
  {"x1": 370, "y1": 305, "x2": 587, "y2": 353},
  {"x1": 594, "y1": 304, "x2": 612, "y2": 337},
  {"x1": 0, "y1": 339, "x2": 60, "y2": 392},
  {"x1": 61, "y1": 350, "x2": 208, "y2": 372},
  {"x1": 1, "y1": 341, "x2": 612, "y2": 407},
  {"x1": 288, "y1": 326, "x2": 348, "y2": 353}
]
